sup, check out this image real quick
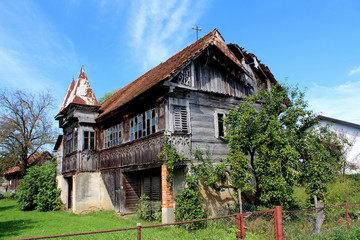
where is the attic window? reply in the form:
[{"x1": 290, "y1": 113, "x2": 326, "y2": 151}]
[{"x1": 173, "y1": 105, "x2": 188, "y2": 133}]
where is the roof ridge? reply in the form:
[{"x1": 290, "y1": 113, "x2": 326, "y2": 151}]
[{"x1": 99, "y1": 28, "x2": 220, "y2": 113}]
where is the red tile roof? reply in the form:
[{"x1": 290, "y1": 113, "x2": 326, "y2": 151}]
[
  {"x1": 97, "y1": 28, "x2": 247, "y2": 120},
  {"x1": 3, "y1": 151, "x2": 53, "y2": 175}
]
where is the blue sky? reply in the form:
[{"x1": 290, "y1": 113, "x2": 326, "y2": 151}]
[{"x1": 1, "y1": 0, "x2": 360, "y2": 124}]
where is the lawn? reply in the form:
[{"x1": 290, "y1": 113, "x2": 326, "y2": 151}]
[
  {"x1": 0, "y1": 197, "x2": 235, "y2": 240},
  {"x1": 0, "y1": 197, "x2": 142, "y2": 239}
]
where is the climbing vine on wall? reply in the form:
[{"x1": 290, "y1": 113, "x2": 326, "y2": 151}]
[
  {"x1": 157, "y1": 134, "x2": 186, "y2": 189},
  {"x1": 158, "y1": 136, "x2": 227, "y2": 227}
]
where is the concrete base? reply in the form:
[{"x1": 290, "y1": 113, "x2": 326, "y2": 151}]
[
  {"x1": 57, "y1": 172, "x2": 114, "y2": 213},
  {"x1": 56, "y1": 175, "x2": 68, "y2": 209},
  {"x1": 162, "y1": 207, "x2": 175, "y2": 223}
]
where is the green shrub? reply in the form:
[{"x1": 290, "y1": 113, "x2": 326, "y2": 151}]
[
  {"x1": 175, "y1": 175, "x2": 207, "y2": 230},
  {"x1": 17, "y1": 160, "x2": 62, "y2": 211},
  {"x1": 136, "y1": 194, "x2": 161, "y2": 222},
  {"x1": 326, "y1": 176, "x2": 360, "y2": 204}
]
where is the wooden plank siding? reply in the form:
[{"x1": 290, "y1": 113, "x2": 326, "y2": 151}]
[
  {"x1": 188, "y1": 91, "x2": 241, "y2": 163},
  {"x1": 101, "y1": 169, "x2": 122, "y2": 212},
  {"x1": 193, "y1": 56, "x2": 253, "y2": 98},
  {"x1": 123, "y1": 173, "x2": 141, "y2": 213}
]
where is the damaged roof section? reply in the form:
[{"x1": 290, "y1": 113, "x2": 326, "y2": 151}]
[
  {"x1": 58, "y1": 66, "x2": 99, "y2": 114},
  {"x1": 228, "y1": 44, "x2": 276, "y2": 85},
  {"x1": 97, "y1": 28, "x2": 251, "y2": 120}
]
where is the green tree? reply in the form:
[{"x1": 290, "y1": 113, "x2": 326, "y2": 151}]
[
  {"x1": 98, "y1": 88, "x2": 119, "y2": 104},
  {"x1": 17, "y1": 159, "x2": 62, "y2": 211},
  {"x1": 0, "y1": 89, "x2": 56, "y2": 175},
  {"x1": 224, "y1": 84, "x2": 343, "y2": 207}
]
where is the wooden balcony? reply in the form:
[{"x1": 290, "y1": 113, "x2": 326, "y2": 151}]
[
  {"x1": 100, "y1": 131, "x2": 164, "y2": 171},
  {"x1": 62, "y1": 152, "x2": 77, "y2": 173}
]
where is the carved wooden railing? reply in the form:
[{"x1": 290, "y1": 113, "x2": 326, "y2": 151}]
[
  {"x1": 100, "y1": 132, "x2": 164, "y2": 170},
  {"x1": 62, "y1": 152, "x2": 77, "y2": 173},
  {"x1": 80, "y1": 150, "x2": 99, "y2": 171},
  {"x1": 169, "y1": 134, "x2": 191, "y2": 158}
]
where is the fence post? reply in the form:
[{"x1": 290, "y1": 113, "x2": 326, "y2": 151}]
[
  {"x1": 236, "y1": 213, "x2": 246, "y2": 239},
  {"x1": 137, "y1": 223, "x2": 141, "y2": 240},
  {"x1": 274, "y1": 206, "x2": 284, "y2": 240},
  {"x1": 345, "y1": 201, "x2": 351, "y2": 231}
]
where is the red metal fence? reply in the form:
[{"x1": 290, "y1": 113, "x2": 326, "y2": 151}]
[{"x1": 12, "y1": 202, "x2": 360, "y2": 240}]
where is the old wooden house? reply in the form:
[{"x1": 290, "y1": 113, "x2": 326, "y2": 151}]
[{"x1": 55, "y1": 29, "x2": 276, "y2": 222}]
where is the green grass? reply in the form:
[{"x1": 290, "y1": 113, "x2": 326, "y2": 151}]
[
  {"x1": 0, "y1": 198, "x2": 143, "y2": 239},
  {"x1": 0, "y1": 198, "x2": 235, "y2": 240}
]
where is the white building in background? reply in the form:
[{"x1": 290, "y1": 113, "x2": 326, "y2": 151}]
[{"x1": 318, "y1": 115, "x2": 360, "y2": 174}]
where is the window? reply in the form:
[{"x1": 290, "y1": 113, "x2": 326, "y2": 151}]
[
  {"x1": 143, "y1": 176, "x2": 160, "y2": 201},
  {"x1": 84, "y1": 131, "x2": 95, "y2": 150},
  {"x1": 66, "y1": 132, "x2": 73, "y2": 154},
  {"x1": 104, "y1": 123, "x2": 122, "y2": 149},
  {"x1": 130, "y1": 108, "x2": 157, "y2": 141},
  {"x1": 216, "y1": 112, "x2": 227, "y2": 139},
  {"x1": 173, "y1": 105, "x2": 188, "y2": 133}
]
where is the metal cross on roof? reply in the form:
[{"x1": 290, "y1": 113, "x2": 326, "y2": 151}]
[{"x1": 192, "y1": 26, "x2": 202, "y2": 40}]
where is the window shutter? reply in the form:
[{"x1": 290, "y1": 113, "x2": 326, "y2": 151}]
[{"x1": 174, "y1": 106, "x2": 188, "y2": 133}]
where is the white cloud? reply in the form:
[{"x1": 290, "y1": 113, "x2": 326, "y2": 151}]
[
  {"x1": 127, "y1": 0, "x2": 207, "y2": 70},
  {"x1": 307, "y1": 80, "x2": 360, "y2": 124},
  {"x1": 348, "y1": 65, "x2": 360, "y2": 76}
]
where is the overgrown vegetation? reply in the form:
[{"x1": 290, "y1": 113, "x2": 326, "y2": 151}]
[
  {"x1": 174, "y1": 174, "x2": 207, "y2": 230},
  {"x1": 17, "y1": 159, "x2": 62, "y2": 211},
  {"x1": 136, "y1": 194, "x2": 161, "y2": 222},
  {"x1": 158, "y1": 137, "x2": 226, "y2": 228},
  {"x1": 158, "y1": 134, "x2": 186, "y2": 188},
  {"x1": 225, "y1": 84, "x2": 343, "y2": 207}
]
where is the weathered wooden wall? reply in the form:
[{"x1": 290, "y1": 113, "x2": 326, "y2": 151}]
[
  {"x1": 123, "y1": 173, "x2": 141, "y2": 213},
  {"x1": 189, "y1": 92, "x2": 240, "y2": 163},
  {"x1": 101, "y1": 169, "x2": 122, "y2": 212},
  {"x1": 193, "y1": 55, "x2": 253, "y2": 98}
]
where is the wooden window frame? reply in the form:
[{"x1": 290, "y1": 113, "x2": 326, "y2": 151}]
[
  {"x1": 130, "y1": 107, "x2": 157, "y2": 141},
  {"x1": 66, "y1": 131, "x2": 73, "y2": 155},
  {"x1": 84, "y1": 130, "x2": 95, "y2": 150},
  {"x1": 104, "y1": 123, "x2": 122, "y2": 149},
  {"x1": 173, "y1": 105, "x2": 189, "y2": 133},
  {"x1": 215, "y1": 111, "x2": 227, "y2": 139}
]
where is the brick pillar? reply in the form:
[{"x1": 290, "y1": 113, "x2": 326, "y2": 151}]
[{"x1": 161, "y1": 165, "x2": 174, "y2": 223}]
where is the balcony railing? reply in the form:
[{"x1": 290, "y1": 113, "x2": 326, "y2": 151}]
[{"x1": 100, "y1": 131, "x2": 164, "y2": 170}]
